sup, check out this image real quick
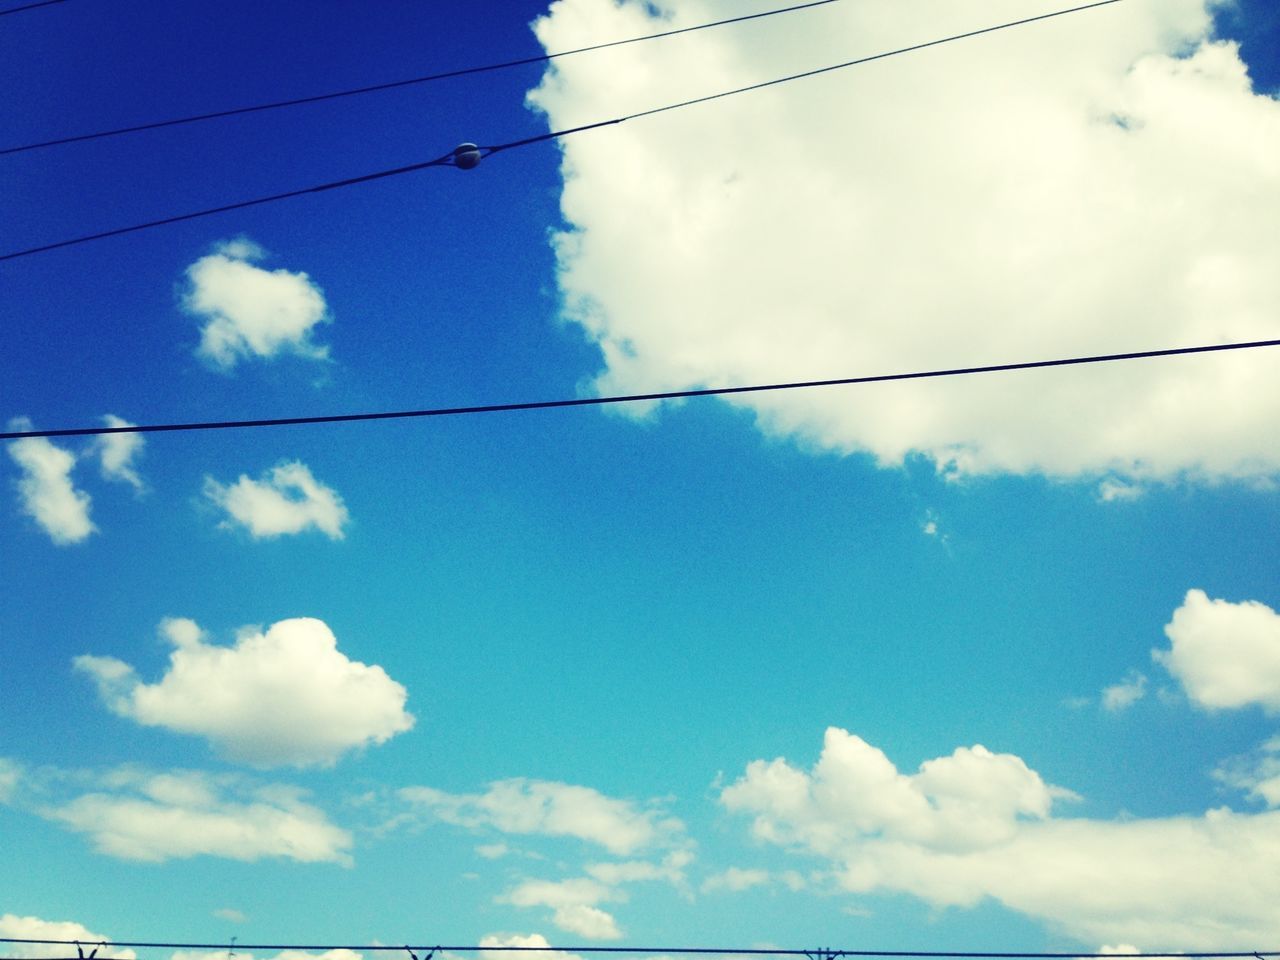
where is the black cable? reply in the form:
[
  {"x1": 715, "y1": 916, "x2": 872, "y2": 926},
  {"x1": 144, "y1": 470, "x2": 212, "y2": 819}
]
[
  {"x1": 0, "y1": 0, "x2": 842, "y2": 156},
  {"x1": 0, "y1": 942, "x2": 1274, "y2": 959},
  {"x1": 0, "y1": 0, "x2": 67, "y2": 15},
  {"x1": 0, "y1": 0, "x2": 1123, "y2": 263},
  {"x1": 0, "y1": 151, "x2": 456, "y2": 262},
  {"x1": 3, "y1": 337, "x2": 1275, "y2": 442}
]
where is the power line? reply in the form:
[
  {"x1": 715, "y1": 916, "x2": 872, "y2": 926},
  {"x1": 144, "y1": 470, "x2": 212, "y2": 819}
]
[
  {"x1": 0, "y1": 0, "x2": 67, "y2": 16},
  {"x1": 0, "y1": 0, "x2": 841, "y2": 156},
  {"x1": 0, "y1": 0, "x2": 1123, "y2": 263},
  {"x1": 3, "y1": 337, "x2": 1275, "y2": 443},
  {"x1": 0, "y1": 941, "x2": 1274, "y2": 959}
]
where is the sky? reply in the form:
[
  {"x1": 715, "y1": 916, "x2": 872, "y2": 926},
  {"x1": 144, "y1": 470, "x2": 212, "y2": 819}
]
[{"x1": 2, "y1": 0, "x2": 1280, "y2": 957}]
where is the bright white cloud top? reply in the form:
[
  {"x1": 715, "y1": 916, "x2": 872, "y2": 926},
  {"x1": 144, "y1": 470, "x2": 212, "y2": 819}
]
[
  {"x1": 204, "y1": 461, "x2": 349, "y2": 539},
  {"x1": 399, "y1": 778, "x2": 683, "y2": 855},
  {"x1": 1156, "y1": 589, "x2": 1280, "y2": 710},
  {"x1": 74, "y1": 617, "x2": 414, "y2": 767},
  {"x1": 183, "y1": 239, "x2": 331, "y2": 369},
  {"x1": 529, "y1": 0, "x2": 1280, "y2": 484},
  {"x1": 5, "y1": 420, "x2": 95, "y2": 545},
  {"x1": 721, "y1": 727, "x2": 1280, "y2": 948}
]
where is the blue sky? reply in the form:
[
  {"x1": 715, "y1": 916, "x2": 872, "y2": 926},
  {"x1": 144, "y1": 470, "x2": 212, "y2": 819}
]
[{"x1": 3, "y1": 0, "x2": 1280, "y2": 957}]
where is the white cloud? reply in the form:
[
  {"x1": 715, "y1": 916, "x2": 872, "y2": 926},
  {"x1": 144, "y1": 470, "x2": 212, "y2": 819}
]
[
  {"x1": 174, "y1": 950, "x2": 360, "y2": 960},
  {"x1": 529, "y1": 0, "x2": 1280, "y2": 485},
  {"x1": 0, "y1": 757, "x2": 20, "y2": 803},
  {"x1": 6, "y1": 419, "x2": 94, "y2": 544},
  {"x1": 93, "y1": 415, "x2": 145, "y2": 491},
  {"x1": 700, "y1": 866, "x2": 770, "y2": 893},
  {"x1": 500, "y1": 878, "x2": 623, "y2": 940},
  {"x1": 1214, "y1": 737, "x2": 1280, "y2": 808},
  {"x1": 183, "y1": 239, "x2": 330, "y2": 369},
  {"x1": 38, "y1": 768, "x2": 351, "y2": 865},
  {"x1": 399, "y1": 778, "x2": 682, "y2": 855},
  {"x1": 477, "y1": 934, "x2": 581, "y2": 960},
  {"x1": 204, "y1": 461, "x2": 349, "y2": 539},
  {"x1": 1101, "y1": 671, "x2": 1148, "y2": 711},
  {"x1": 1154, "y1": 589, "x2": 1280, "y2": 711},
  {"x1": 1098, "y1": 478, "x2": 1143, "y2": 503},
  {"x1": 584, "y1": 850, "x2": 692, "y2": 888},
  {"x1": 74, "y1": 616, "x2": 414, "y2": 767},
  {"x1": 212, "y1": 908, "x2": 246, "y2": 923},
  {"x1": 721, "y1": 726, "x2": 1280, "y2": 948},
  {"x1": 0, "y1": 915, "x2": 136, "y2": 960}
]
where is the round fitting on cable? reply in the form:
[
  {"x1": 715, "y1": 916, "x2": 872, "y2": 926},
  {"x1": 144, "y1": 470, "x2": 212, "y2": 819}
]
[{"x1": 453, "y1": 143, "x2": 482, "y2": 170}]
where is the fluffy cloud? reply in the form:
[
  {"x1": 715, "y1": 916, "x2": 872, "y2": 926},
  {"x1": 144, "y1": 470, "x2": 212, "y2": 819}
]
[
  {"x1": 183, "y1": 239, "x2": 330, "y2": 368},
  {"x1": 41, "y1": 768, "x2": 352, "y2": 864},
  {"x1": 721, "y1": 727, "x2": 1280, "y2": 947},
  {"x1": 204, "y1": 461, "x2": 349, "y2": 539},
  {"x1": 500, "y1": 878, "x2": 622, "y2": 939},
  {"x1": 495, "y1": 850, "x2": 692, "y2": 937},
  {"x1": 529, "y1": 0, "x2": 1280, "y2": 484},
  {"x1": 399, "y1": 778, "x2": 682, "y2": 855},
  {"x1": 0, "y1": 915, "x2": 136, "y2": 960},
  {"x1": 92, "y1": 415, "x2": 145, "y2": 491},
  {"x1": 74, "y1": 617, "x2": 414, "y2": 767},
  {"x1": 1101, "y1": 671, "x2": 1148, "y2": 711},
  {"x1": 1155, "y1": 590, "x2": 1280, "y2": 710},
  {"x1": 6, "y1": 419, "x2": 94, "y2": 544}
]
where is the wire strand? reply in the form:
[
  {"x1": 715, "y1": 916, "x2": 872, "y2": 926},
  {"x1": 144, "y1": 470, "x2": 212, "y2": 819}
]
[
  {"x1": 0, "y1": 940, "x2": 1275, "y2": 959},
  {"x1": 0, "y1": 0, "x2": 67, "y2": 16},
  {"x1": 0, "y1": 0, "x2": 841, "y2": 156},
  {"x1": 0, "y1": 0, "x2": 1123, "y2": 263},
  {"x1": 3, "y1": 337, "x2": 1275, "y2": 442}
]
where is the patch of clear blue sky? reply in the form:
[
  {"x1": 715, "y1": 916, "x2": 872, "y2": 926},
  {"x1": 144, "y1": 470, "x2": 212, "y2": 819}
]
[{"x1": 1, "y1": 0, "x2": 1279, "y2": 951}]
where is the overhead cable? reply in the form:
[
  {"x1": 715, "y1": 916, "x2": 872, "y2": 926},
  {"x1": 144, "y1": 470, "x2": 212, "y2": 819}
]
[
  {"x1": 0, "y1": 0, "x2": 1124, "y2": 263},
  {"x1": 0, "y1": 0, "x2": 67, "y2": 15},
  {"x1": 0, "y1": 940, "x2": 1274, "y2": 959},
  {"x1": 3, "y1": 337, "x2": 1276, "y2": 443},
  {"x1": 0, "y1": 0, "x2": 842, "y2": 155}
]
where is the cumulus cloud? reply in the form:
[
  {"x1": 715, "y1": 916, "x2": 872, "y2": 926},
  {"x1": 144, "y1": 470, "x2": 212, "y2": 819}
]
[
  {"x1": 500, "y1": 878, "x2": 623, "y2": 939},
  {"x1": 183, "y1": 239, "x2": 330, "y2": 369},
  {"x1": 495, "y1": 850, "x2": 692, "y2": 937},
  {"x1": 213, "y1": 908, "x2": 246, "y2": 923},
  {"x1": 40, "y1": 768, "x2": 352, "y2": 864},
  {"x1": 74, "y1": 617, "x2": 414, "y2": 767},
  {"x1": 1154, "y1": 590, "x2": 1280, "y2": 710},
  {"x1": 0, "y1": 915, "x2": 136, "y2": 960},
  {"x1": 721, "y1": 726, "x2": 1280, "y2": 948},
  {"x1": 204, "y1": 461, "x2": 349, "y2": 539},
  {"x1": 398, "y1": 778, "x2": 683, "y2": 855},
  {"x1": 6, "y1": 419, "x2": 94, "y2": 544},
  {"x1": 1101, "y1": 671, "x2": 1148, "y2": 711},
  {"x1": 529, "y1": 0, "x2": 1280, "y2": 484},
  {"x1": 92, "y1": 415, "x2": 145, "y2": 490}
]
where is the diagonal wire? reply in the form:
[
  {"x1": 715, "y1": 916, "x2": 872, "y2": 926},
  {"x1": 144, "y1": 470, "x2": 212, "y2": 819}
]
[
  {"x1": 0, "y1": 0, "x2": 843, "y2": 155},
  {"x1": 0, "y1": 0, "x2": 1123, "y2": 263},
  {"x1": 3, "y1": 337, "x2": 1276, "y2": 442},
  {"x1": 0, "y1": 0, "x2": 67, "y2": 16}
]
